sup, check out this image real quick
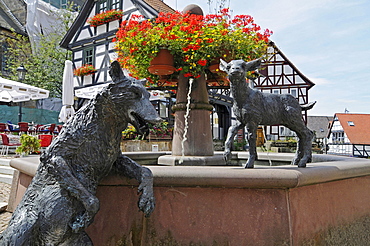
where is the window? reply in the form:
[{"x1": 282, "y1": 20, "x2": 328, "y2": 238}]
[
  {"x1": 41, "y1": 0, "x2": 68, "y2": 9},
  {"x1": 97, "y1": 0, "x2": 108, "y2": 12},
  {"x1": 83, "y1": 48, "x2": 94, "y2": 65},
  {"x1": 111, "y1": 0, "x2": 120, "y2": 10},
  {"x1": 280, "y1": 126, "x2": 285, "y2": 136},
  {"x1": 97, "y1": 0, "x2": 121, "y2": 13},
  {"x1": 332, "y1": 131, "x2": 345, "y2": 143},
  {"x1": 290, "y1": 89, "x2": 297, "y2": 98},
  {"x1": 347, "y1": 121, "x2": 355, "y2": 126}
]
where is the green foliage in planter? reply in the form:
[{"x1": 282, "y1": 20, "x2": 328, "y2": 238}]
[
  {"x1": 16, "y1": 134, "x2": 41, "y2": 155},
  {"x1": 233, "y1": 140, "x2": 247, "y2": 151},
  {"x1": 122, "y1": 122, "x2": 174, "y2": 140}
]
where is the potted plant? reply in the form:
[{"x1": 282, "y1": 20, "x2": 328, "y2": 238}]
[
  {"x1": 74, "y1": 64, "x2": 97, "y2": 76},
  {"x1": 122, "y1": 122, "x2": 174, "y2": 140},
  {"x1": 114, "y1": 8, "x2": 272, "y2": 85},
  {"x1": 148, "y1": 122, "x2": 173, "y2": 139},
  {"x1": 15, "y1": 134, "x2": 41, "y2": 156},
  {"x1": 87, "y1": 9, "x2": 124, "y2": 27}
]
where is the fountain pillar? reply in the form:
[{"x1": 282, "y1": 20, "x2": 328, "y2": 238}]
[
  {"x1": 172, "y1": 73, "x2": 213, "y2": 156},
  {"x1": 158, "y1": 73, "x2": 225, "y2": 166}
]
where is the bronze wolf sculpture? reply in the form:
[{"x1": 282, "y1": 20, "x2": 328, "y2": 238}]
[
  {"x1": 0, "y1": 61, "x2": 161, "y2": 245},
  {"x1": 220, "y1": 59, "x2": 315, "y2": 168}
]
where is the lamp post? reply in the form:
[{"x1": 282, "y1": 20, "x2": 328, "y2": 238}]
[{"x1": 17, "y1": 65, "x2": 27, "y2": 123}]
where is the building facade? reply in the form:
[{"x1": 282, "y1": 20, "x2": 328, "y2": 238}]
[{"x1": 327, "y1": 113, "x2": 370, "y2": 157}]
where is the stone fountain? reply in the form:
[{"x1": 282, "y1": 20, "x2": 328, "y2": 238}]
[{"x1": 157, "y1": 5, "x2": 225, "y2": 166}]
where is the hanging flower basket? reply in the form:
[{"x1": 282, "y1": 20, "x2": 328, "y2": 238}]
[
  {"x1": 148, "y1": 48, "x2": 176, "y2": 75},
  {"x1": 206, "y1": 74, "x2": 229, "y2": 87},
  {"x1": 74, "y1": 64, "x2": 97, "y2": 76},
  {"x1": 87, "y1": 10, "x2": 124, "y2": 27},
  {"x1": 208, "y1": 50, "x2": 231, "y2": 73},
  {"x1": 114, "y1": 9, "x2": 272, "y2": 86}
]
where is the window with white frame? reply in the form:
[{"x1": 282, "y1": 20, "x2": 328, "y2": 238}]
[
  {"x1": 332, "y1": 131, "x2": 345, "y2": 143},
  {"x1": 97, "y1": 0, "x2": 121, "y2": 13},
  {"x1": 347, "y1": 121, "x2": 355, "y2": 126},
  {"x1": 83, "y1": 48, "x2": 94, "y2": 65}
]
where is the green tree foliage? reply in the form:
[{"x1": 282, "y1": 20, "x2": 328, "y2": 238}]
[{"x1": 5, "y1": 3, "x2": 77, "y2": 98}]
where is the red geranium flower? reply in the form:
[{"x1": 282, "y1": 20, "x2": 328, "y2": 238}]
[{"x1": 197, "y1": 59, "x2": 207, "y2": 66}]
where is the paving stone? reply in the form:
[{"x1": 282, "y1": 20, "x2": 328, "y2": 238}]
[{"x1": 0, "y1": 182, "x2": 12, "y2": 233}]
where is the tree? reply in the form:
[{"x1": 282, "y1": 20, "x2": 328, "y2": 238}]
[{"x1": 6, "y1": 3, "x2": 77, "y2": 98}]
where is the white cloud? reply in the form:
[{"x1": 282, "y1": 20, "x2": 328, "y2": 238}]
[{"x1": 308, "y1": 77, "x2": 332, "y2": 85}]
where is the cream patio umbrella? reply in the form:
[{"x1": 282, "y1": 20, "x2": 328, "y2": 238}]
[
  {"x1": 58, "y1": 60, "x2": 75, "y2": 123},
  {"x1": 0, "y1": 75, "x2": 50, "y2": 122},
  {"x1": 0, "y1": 77, "x2": 49, "y2": 102}
]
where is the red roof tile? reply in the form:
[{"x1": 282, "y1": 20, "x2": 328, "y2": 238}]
[
  {"x1": 335, "y1": 113, "x2": 370, "y2": 144},
  {"x1": 143, "y1": 0, "x2": 176, "y2": 13}
]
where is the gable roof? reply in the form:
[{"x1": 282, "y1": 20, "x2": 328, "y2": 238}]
[
  {"x1": 59, "y1": 0, "x2": 94, "y2": 49},
  {"x1": 307, "y1": 116, "x2": 333, "y2": 139},
  {"x1": 270, "y1": 42, "x2": 315, "y2": 90},
  {"x1": 334, "y1": 113, "x2": 370, "y2": 145},
  {"x1": 142, "y1": 0, "x2": 175, "y2": 13},
  {"x1": 0, "y1": 0, "x2": 27, "y2": 35}
]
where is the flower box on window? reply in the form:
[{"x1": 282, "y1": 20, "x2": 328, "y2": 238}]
[
  {"x1": 87, "y1": 10, "x2": 123, "y2": 27},
  {"x1": 74, "y1": 64, "x2": 97, "y2": 76}
]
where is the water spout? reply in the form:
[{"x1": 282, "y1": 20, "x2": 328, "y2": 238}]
[{"x1": 179, "y1": 77, "x2": 194, "y2": 164}]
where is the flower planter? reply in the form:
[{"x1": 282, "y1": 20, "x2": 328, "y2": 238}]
[
  {"x1": 208, "y1": 63, "x2": 221, "y2": 73},
  {"x1": 74, "y1": 65, "x2": 97, "y2": 77},
  {"x1": 206, "y1": 74, "x2": 229, "y2": 87},
  {"x1": 87, "y1": 10, "x2": 123, "y2": 27},
  {"x1": 148, "y1": 49, "x2": 176, "y2": 75},
  {"x1": 158, "y1": 75, "x2": 178, "y2": 87}
]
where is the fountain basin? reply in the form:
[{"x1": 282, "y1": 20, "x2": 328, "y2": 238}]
[{"x1": 8, "y1": 153, "x2": 370, "y2": 245}]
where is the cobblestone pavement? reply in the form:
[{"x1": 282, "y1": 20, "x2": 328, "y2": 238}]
[{"x1": 0, "y1": 182, "x2": 12, "y2": 234}]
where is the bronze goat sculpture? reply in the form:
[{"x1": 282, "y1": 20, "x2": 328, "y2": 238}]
[{"x1": 220, "y1": 59, "x2": 315, "y2": 168}]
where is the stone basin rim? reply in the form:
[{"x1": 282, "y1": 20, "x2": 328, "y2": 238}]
[{"x1": 9, "y1": 153, "x2": 370, "y2": 189}]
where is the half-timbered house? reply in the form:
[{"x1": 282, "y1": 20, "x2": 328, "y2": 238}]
[{"x1": 327, "y1": 113, "x2": 370, "y2": 157}]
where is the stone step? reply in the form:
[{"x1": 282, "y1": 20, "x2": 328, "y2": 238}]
[
  {"x1": 0, "y1": 158, "x2": 11, "y2": 166},
  {"x1": 0, "y1": 174, "x2": 12, "y2": 185},
  {"x1": 0, "y1": 166, "x2": 14, "y2": 175}
]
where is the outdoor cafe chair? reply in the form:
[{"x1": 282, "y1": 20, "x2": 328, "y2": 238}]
[
  {"x1": 38, "y1": 134, "x2": 53, "y2": 152},
  {"x1": 0, "y1": 133, "x2": 21, "y2": 156},
  {"x1": 0, "y1": 123, "x2": 9, "y2": 133},
  {"x1": 38, "y1": 124, "x2": 56, "y2": 135},
  {"x1": 18, "y1": 122, "x2": 29, "y2": 134}
]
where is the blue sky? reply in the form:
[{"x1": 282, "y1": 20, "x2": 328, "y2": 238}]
[{"x1": 164, "y1": 0, "x2": 370, "y2": 116}]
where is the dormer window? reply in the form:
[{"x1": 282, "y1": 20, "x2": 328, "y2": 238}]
[{"x1": 347, "y1": 121, "x2": 355, "y2": 126}]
